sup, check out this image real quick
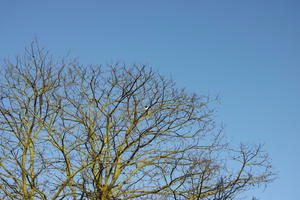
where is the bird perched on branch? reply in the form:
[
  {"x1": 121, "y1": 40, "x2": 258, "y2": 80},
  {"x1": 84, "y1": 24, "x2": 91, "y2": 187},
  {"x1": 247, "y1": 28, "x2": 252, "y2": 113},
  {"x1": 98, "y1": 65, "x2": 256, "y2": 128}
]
[{"x1": 144, "y1": 105, "x2": 149, "y2": 115}]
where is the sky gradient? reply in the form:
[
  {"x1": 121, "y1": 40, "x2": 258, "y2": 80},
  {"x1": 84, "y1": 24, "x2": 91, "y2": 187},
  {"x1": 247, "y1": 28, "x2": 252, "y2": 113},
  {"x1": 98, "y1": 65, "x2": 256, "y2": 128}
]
[{"x1": 1, "y1": 1, "x2": 300, "y2": 199}]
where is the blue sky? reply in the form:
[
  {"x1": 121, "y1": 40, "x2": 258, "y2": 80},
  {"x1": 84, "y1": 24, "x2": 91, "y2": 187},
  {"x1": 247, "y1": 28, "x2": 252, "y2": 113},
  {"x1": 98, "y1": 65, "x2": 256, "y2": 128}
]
[{"x1": 1, "y1": 1, "x2": 299, "y2": 199}]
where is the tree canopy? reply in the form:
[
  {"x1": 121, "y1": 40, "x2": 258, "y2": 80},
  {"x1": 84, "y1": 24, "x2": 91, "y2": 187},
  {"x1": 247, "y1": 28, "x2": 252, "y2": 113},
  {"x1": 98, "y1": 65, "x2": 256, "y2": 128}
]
[{"x1": 0, "y1": 42, "x2": 273, "y2": 200}]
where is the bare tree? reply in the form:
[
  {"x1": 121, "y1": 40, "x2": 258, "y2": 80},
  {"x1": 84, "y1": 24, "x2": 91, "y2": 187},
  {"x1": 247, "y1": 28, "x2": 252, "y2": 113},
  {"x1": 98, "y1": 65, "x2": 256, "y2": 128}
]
[{"x1": 0, "y1": 42, "x2": 273, "y2": 200}]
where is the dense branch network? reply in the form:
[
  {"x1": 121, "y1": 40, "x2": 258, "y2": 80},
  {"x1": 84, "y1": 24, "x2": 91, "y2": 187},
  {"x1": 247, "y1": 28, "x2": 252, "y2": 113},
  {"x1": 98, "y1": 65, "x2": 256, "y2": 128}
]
[{"x1": 0, "y1": 42, "x2": 273, "y2": 200}]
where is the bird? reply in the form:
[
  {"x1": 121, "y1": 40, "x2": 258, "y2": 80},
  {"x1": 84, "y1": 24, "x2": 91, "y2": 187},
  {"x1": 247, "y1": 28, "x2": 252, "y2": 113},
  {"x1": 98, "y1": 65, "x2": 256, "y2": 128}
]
[{"x1": 144, "y1": 105, "x2": 149, "y2": 110}]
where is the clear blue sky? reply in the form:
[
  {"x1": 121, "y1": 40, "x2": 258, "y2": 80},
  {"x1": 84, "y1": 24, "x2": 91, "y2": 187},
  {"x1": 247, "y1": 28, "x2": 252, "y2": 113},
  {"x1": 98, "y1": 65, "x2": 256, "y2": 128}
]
[{"x1": 1, "y1": 1, "x2": 299, "y2": 199}]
